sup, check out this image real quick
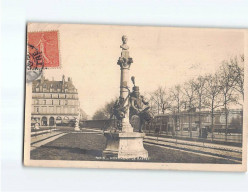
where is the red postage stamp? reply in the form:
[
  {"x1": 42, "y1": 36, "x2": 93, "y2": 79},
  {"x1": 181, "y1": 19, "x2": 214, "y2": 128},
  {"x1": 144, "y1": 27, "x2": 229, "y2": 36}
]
[{"x1": 28, "y1": 31, "x2": 60, "y2": 68}]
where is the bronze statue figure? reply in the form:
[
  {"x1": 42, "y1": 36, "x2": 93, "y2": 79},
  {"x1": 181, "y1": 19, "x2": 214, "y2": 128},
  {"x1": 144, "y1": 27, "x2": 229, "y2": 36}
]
[{"x1": 129, "y1": 77, "x2": 153, "y2": 132}]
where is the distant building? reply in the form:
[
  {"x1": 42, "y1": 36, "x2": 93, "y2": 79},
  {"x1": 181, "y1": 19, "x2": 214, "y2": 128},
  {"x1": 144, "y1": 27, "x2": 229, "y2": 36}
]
[
  {"x1": 151, "y1": 109, "x2": 243, "y2": 133},
  {"x1": 31, "y1": 75, "x2": 80, "y2": 126}
]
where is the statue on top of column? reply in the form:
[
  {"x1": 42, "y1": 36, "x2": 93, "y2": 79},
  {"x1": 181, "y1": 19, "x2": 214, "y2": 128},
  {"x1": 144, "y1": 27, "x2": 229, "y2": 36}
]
[{"x1": 117, "y1": 35, "x2": 133, "y2": 68}]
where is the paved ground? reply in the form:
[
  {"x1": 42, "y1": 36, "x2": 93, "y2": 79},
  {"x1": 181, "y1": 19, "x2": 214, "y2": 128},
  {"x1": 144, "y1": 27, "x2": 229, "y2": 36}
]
[
  {"x1": 31, "y1": 131, "x2": 240, "y2": 164},
  {"x1": 31, "y1": 131, "x2": 67, "y2": 151}
]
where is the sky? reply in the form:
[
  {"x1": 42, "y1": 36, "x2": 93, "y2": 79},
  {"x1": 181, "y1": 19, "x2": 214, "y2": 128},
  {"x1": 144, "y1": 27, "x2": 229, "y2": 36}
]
[{"x1": 28, "y1": 23, "x2": 244, "y2": 118}]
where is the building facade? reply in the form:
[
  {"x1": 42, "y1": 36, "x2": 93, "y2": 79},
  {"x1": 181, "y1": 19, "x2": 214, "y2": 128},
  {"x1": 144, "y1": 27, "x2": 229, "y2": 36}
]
[
  {"x1": 147, "y1": 109, "x2": 243, "y2": 133},
  {"x1": 31, "y1": 75, "x2": 80, "y2": 126}
]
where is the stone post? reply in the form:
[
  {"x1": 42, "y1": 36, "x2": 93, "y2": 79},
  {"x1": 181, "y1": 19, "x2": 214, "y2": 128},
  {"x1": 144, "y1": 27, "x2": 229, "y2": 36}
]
[{"x1": 74, "y1": 107, "x2": 80, "y2": 131}]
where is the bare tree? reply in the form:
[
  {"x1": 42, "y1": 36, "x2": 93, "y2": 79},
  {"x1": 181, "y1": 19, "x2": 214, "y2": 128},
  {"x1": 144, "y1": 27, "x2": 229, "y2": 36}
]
[
  {"x1": 205, "y1": 73, "x2": 222, "y2": 141},
  {"x1": 92, "y1": 99, "x2": 117, "y2": 120},
  {"x1": 149, "y1": 90, "x2": 161, "y2": 115},
  {"x1": 149, "y1": 86, "x2": 171, "y2": 115},
  {"x1": 147, "y1": 96, "x2": 157, "y2": 116},
  {"x1": 92, "y1": 109, "x2": 108, "y2": 120},
  {"x1": 192, "y1": 75, "x2": 207, "y2": 138},
  {"x1": 230, "y1": 55, "x2": 244, "y2": 133},
  {"x1": 229, "y1": 56, "x2": 244, "y2": 101},
  {"x1": 170, "y1": 85, "x2": 183, "y2": 135},
  {"x1": 182, "y1": 79, "x2": 196, "y2": 138},
  {"x1": 219, "y1": 60, "x2": 239, "y2": 141}
]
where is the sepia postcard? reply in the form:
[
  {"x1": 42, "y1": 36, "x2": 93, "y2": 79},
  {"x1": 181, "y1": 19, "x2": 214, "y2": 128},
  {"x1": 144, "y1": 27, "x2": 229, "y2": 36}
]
[{"x1": 24, "y1": 23, "x2": 247, "y2": 171}]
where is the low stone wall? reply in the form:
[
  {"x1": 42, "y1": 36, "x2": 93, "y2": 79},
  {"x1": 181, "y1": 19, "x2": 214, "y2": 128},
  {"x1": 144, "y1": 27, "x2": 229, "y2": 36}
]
[{"x1": 81, "y1": 119, "x2": 116, "y2": 129}]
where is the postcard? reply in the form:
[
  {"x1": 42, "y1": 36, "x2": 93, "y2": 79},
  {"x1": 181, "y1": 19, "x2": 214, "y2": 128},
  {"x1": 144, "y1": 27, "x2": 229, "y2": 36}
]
[{"x1": 24, "y1": 23, "x2": 247, "y2": 171}]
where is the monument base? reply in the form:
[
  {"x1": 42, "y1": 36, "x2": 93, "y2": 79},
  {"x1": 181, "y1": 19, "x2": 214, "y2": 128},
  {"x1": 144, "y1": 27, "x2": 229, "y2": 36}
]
[
  {"x1": 103, "y1": 132, "x2": 119, "y2": 158},
  {"x1": 74, "y1": 127, "x2": 80, "y2": 131},
  {"x1": 34, "y1": 123, "x2": 40, "y2": 130},
  {"x1": 103, "y1": 131, "x2": 148, "y2": 159},
  {"x1": 118, "y1": 132, "x2": 148, "y2": 159}
]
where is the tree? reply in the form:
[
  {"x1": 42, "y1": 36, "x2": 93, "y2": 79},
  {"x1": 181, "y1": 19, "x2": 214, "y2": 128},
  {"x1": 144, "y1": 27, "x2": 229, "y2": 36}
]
[
  {"x1": 219, "y1": 60, "x2": 239, "y2": 141},
  {"x1": 92, "y1": 99, "x2": 117, "y2": 120},
  {"x1": 92, "y1": 109, "x2": 108, "y2": 120},
  {"x1": 169, "y1": 85, "x2": 183, "y2": 135},
  {"x1": 192, "y1": 75, "x2": 207, "y2": 138},
  {"x1": 229, "y1": 56, "x2": 244, "y2": 101},
  {"x1": 149, "y1": 86, "x2": 171, "y2": 115},
  {"x1": 205, "y1": 73, "x2": 222, "y2": 141},
  {"x1": 182, "y1": 79, "x2": 196, "y2": 138}
]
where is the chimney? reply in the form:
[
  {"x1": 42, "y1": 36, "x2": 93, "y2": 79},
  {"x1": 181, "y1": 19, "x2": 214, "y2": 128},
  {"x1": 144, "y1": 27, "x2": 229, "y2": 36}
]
[
  {"x1": 41, "y1": 75, "x2": 45, "y2": 83},
  {"x1": 62, "y1": 75, "x2": 65, "y2": 84}
]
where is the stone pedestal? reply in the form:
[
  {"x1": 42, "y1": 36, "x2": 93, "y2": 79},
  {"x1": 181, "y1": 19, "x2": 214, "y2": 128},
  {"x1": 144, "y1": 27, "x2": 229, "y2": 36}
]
[
  {"x1": 34, "y1": 122, "x2": 40, "y2": 130},
  {"x1": 74, "y1": 121, "x2": 80, "y2": 131},
  {"x1": 118, "y1": 132, "x2": 148, "y2": 159},
  {"x1": 103, "y1": 131, "x2": 148, "y2": 159},
  {"x1": 103, "y1": 132, "x2": 119, "y2": 157}
]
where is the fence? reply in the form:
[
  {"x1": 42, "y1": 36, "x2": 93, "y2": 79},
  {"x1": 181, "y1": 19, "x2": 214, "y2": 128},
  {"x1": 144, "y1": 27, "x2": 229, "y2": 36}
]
[
  {"x1": 81, "y1": 115, "x2": 243, "y2": 146},
  {"x1": 143, "y1": 125, "x2": 242, "y2": 146}
]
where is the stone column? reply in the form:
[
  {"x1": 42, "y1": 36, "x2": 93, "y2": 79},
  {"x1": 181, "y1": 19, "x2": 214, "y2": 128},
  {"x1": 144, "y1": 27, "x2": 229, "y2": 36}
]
[
  {"x1": 117, "y1": 35, "x2": 148, "y2": 159},
  {"x1": 120, "y1": 66, "x2": 133, "y2": 132},
  {"x1": 117, "y1": 35, "x2": 133, "y2": 132}
]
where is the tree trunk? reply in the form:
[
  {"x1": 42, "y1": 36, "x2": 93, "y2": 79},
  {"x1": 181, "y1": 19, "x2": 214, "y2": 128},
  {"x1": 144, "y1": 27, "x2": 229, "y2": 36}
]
[
  {"x1": 198, "y1": 112, "x2": 202, "y2": 138},
  {"x1": 211, "y1": 111, "x2": 214, "y2": 141},
  {"x1": 225, "y1": 111, "x2": 228, "y2": 142},
  {"x1": 188, "y1": 112, "x2": 192, "y2": 138}
]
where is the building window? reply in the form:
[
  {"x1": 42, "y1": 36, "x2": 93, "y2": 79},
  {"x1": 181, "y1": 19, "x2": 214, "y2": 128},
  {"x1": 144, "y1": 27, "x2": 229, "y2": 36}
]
[
  {"x1": 59, "y1": 100, "x2": 60, "y2": 105},
  {"x1": 51, "y1": 94, "x2": 52, "y2": 98},
  {"x1": 43, "y1": 106, "x2": 47, "y2": 113},
  {"x1": 65, "y1": 95, "x2": 67, "y2": 99},
  {"x1": 65, "y1": 100, "x2": 68, "y2": 105},
  {"x1": 58, "y1": 94, "x2": 60, "y2": 98},
  {"x1": 52, "y1": 100, "x2": 53, "y2": 105},
  {"x1": 44, "y1": 100, "x2": 46, "y2": 105},
  {"x1": 36, "y1": 107, "x2": 39, "y2": 113}
]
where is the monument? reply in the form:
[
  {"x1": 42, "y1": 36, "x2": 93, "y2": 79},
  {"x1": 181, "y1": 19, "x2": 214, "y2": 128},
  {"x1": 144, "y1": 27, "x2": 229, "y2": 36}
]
[
  {"x1": 103, "y1": 35, "x2": 153, "y2": 159},
  {"x1": 34, "y1": 120, "x2": 40, "y2": 130},
  {"x1": 74, "y1": 109, "x2": 80, "y2": 131},
  {"x1": 74, "y1": 117, "x2": 80, "y2": 131}
]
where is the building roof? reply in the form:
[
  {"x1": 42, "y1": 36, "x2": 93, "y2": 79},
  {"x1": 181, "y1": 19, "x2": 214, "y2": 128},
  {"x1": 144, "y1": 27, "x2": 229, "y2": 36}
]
[{"x1": 32, "y1": 75, "x2": 77, "y2": 93}]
